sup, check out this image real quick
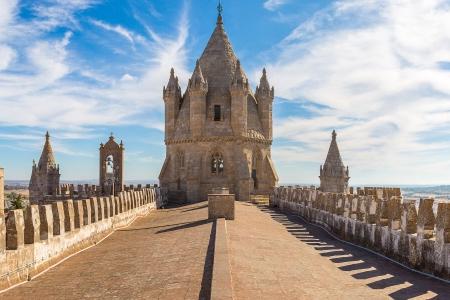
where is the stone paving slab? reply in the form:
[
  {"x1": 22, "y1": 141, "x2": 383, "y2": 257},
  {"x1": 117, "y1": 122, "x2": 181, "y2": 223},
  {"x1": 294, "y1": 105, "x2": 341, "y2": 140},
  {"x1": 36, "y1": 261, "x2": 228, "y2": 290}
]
[
  {"x1": 227, "y1": 202, "x2": 450, "y2": 300},
  {"x1": 0, "y1": 203, "x2": 213, "y2": 300}
]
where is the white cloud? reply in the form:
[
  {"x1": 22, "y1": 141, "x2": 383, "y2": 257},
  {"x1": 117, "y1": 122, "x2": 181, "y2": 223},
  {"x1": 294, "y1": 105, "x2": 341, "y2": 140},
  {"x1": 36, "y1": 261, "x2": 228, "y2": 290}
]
[
  {"x1": 0, "y1": 0, "x2": 18, "y2": 35},
  {"x1": 30, "y1": 0, "x2": 98, "y2": 31},
  {"x1": 0, "y1": 45, "x2": 16, "y2": 70},
  {"x1": 120, "y1": 73, "x2": 135, "y2": 81},
  {"x1": 264, "y1": 0, "x2": 291, "y2": 11},
  {"x1": 27, "y1": 32, "x2": 73, "y2": 83},
  {"x1": 262, "y1": 0, "x2": 450, "y2": 184},
  {"x1": 0, "y1": 1, "x2": 190, "y2": 133},
  {"x1": 91, "y1": 19, "x2": 135, "y2": 43}
]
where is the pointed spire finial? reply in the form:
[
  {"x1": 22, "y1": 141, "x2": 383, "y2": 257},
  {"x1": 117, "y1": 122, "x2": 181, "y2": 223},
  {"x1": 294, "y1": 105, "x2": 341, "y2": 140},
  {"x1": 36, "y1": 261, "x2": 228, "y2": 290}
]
[
  {"x1": 217, "y1": 0, "x2": 223, "y2": 15},
  {"x1": 170, "y1": 67, "x2": 174, "y2": 77},
  {"x1": 216, "y1": 0, "x2": 223, "y2": 25},
  {"x1": 45, "y1": 131, "x2": 50, "y2": 140},
  {"x1": 332, "y1": 130, "x2": 337, "y2": 140}
]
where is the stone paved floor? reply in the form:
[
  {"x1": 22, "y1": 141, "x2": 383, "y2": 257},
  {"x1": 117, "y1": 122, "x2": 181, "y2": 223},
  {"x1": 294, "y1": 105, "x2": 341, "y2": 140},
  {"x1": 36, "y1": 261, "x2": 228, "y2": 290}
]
[
  {"x1": 0, "y1": 202, "x2": 214, "y2": 300},
  {"x1": 228, "y1": 202, "x2": 450, "y2": 299},
  {"x1": 1, "y1": 201, "x2": 449, "y2": 300}
]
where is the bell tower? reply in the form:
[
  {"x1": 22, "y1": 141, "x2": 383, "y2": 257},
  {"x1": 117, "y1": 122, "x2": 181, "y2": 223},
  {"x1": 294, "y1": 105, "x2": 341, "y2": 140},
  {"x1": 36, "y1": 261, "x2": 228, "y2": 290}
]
[{"x1": 99, "y1": 133, "x2": 125, "y2": 196}]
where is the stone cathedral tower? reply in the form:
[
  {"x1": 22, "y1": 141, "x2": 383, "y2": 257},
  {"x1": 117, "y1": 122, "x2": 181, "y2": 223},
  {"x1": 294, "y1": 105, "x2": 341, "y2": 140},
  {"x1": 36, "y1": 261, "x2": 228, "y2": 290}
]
[
  {"x1": 29, "y1": 132, "x2": 61, "y2": 203},
  {"x1": 159, "y1": 6, "x2": 278, "y2": 203},
  {"x1": 319, "y1": 130, "x2": 350, "y2": 193},
  {"x1": 99, "y1": 134, "x2": 124, "y2": 196}
]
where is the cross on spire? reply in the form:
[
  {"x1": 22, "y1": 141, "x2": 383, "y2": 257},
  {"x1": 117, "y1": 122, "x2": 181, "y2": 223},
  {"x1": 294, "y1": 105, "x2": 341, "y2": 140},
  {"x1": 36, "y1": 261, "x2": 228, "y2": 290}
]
[
  {"x1": 216, "y1": 0, "x2": 223, "y2": 25},
  {"x1": 217, "y1": 0, "x2": 223, "y2": 15}
]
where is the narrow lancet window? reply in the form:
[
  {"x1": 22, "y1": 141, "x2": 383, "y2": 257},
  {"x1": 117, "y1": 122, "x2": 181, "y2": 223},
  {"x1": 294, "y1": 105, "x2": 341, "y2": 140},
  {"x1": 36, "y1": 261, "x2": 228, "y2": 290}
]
[{"x1": 214, "y1": 105, "x2": 221, "y2": 121}]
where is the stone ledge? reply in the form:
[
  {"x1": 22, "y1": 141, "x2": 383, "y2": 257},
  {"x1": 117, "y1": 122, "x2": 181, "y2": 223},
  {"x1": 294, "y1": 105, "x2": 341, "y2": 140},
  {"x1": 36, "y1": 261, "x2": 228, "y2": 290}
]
[{"x1": 211, "y1": 218, "x2": 233, "y2": 300}]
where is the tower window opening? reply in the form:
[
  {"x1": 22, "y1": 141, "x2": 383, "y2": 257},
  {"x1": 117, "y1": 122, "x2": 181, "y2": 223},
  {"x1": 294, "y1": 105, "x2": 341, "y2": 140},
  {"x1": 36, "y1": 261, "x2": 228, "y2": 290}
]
[
  {"x1": 177, "y1": 151, "x2": 185, "y2": 169},
  {"x1": 214, "y1": 105, "x2": 221, "y2": 121},
  {"x1": 211, "y1": 153, "x2": 224, "y2": 174},
  {"x1": 106, "y1": 155, "x2": 114, "y2": 175}
]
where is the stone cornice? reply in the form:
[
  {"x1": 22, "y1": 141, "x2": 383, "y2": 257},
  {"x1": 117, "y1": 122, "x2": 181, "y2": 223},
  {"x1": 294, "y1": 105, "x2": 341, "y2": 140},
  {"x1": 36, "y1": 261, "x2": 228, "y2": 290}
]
[{"x1": 165, "y1": 136, "x2": 272, "y2": 145}]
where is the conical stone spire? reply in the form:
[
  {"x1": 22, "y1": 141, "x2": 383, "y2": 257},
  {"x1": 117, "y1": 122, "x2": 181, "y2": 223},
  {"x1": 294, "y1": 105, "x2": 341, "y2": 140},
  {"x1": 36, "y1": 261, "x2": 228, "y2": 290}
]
[
  {"x1": 231, "y1": 60, "x2": 248, "y2": 88},
  {"x1": 324, "y1": 130, "x2": 344, "y2": 168},
  {"x1": 30, "y1": 131, "x2": 61, "y2": 203},
  {"x1": 259, "y1": 68, "x2": 270, "y2": 91},
  {"x1": 198, "y1": 4, "x2": 239, "y2": 90},
  {"x1": 190, "y1": 60, "x2": 207, "y2": 89},
  {"x1": 167, "y1": 68, "x2": 178, "y2": 89},
  {"x1": 320, "y1": 130, "x2": 350, "y2": 193},
  {"x1": 38, "y1": 131, "x2": 56, "y2": 169},
  {"x1": 256, "y1": 68, "x2": 274, "y2": 99}
]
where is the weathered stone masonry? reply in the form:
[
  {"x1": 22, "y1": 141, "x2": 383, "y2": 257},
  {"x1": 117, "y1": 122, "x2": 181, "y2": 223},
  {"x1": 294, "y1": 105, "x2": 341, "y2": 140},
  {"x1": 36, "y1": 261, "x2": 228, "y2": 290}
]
[
  {"x1": 0, "y1": 186, "x2": 168, "y2": 289},
  {"x1": 159, "y1": 10, "x2": 278, "y2": 203},
  {"x1": 271, "y1": 186, "x2": 450, "y2": 280}
]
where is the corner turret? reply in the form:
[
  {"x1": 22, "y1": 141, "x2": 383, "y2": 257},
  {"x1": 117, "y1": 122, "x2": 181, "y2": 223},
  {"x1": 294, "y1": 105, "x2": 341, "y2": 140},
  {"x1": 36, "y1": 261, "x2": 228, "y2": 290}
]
[
  {"x1": 189, "y1": 60, "x2": 208, "y2": 137},
  {"x1": 163, "y1": 68, "x2": 182, "y2": 140},
  {"x1": 29, "y1": 131, "x2": 61, "y2": 203},
  {"x1": 319, "y1": 130, "x2": 350, "y2": 193},
  {"x1": 189, "y1": 60, "x2": 208, "y2": 92},
  {"x1": 256, "y1": 68, "x2": 274, "y2": 140},
  {"x1": 230, "y1": 60, "x2": 249, "y2": 135}
]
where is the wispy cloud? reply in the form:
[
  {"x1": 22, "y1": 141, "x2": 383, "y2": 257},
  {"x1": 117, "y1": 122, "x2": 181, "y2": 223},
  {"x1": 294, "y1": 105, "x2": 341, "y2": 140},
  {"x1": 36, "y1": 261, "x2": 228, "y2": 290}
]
[
  {"x1": 264, "y1": 0, "x2": 291, "y2": 11},
  {"x1": 261, "y1": 0, "x2": 450, "y2": 184},
  {"x1": 90, "y1": 19, "x2": 135, "y2": 44},
  {"x1": 0, "y1": 0, "x2": 190, "y2": 131}
]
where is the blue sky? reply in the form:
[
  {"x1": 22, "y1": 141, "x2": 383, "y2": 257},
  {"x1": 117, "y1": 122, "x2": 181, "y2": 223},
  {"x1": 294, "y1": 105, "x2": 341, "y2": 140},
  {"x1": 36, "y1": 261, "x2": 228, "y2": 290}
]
[{"x1": 1, "y1": 0, "x2": 450, "y2": 185}]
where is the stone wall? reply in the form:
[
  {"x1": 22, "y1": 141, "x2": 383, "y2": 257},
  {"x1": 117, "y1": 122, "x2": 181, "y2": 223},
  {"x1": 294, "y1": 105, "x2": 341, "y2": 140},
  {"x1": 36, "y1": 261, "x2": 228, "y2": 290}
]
[
  {"x1": 0, "y1": 187, "x2": 168, "y2": 289},
  {"x1": 0, "y1": 168, "x2": 4, "y2": 216},
  {"x1": 271, "y1": 186, "x2": 450, "y2": 280},
  {"x1": 34, "y1": 183, "x2": 158, "y2": 204}
]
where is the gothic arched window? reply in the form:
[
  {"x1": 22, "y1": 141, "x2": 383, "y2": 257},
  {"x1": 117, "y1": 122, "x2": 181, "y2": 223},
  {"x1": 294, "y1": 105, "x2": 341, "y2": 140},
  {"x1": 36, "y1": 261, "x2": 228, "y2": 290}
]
[
  {"x1": 211, "y1": 153, "x2": 224, "y2": 174},
  {"x1": 176, "y1": 151, "x2": 185, "y2": 169}
]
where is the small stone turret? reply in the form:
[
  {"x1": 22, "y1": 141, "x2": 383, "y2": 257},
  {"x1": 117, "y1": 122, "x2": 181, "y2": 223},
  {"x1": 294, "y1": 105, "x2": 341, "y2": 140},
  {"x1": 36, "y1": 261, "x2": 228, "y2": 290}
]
[
  {"x1": 189, "y1": 60, "x2": 208, "y2": 137},
  {"x1": 230, "y1": 60, "x2": 249, "y2": 136},
  {"x1": 163, "y1": 68, "x2": 182, "y2": 140},
  {"x1": 29, "y1": 132, "x2": 61, "y2": 203},
  {"x1": 319, "y1": 130, "x2": 350, "y2": 193},
  {"x1": 255, "y1": 68, "x2": 274, "y2": 140}
]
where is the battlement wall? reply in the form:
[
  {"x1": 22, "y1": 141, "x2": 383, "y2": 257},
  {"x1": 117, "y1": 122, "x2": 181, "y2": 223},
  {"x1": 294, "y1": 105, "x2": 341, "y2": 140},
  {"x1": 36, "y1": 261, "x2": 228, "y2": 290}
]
[
  {"x1": 0, "y1": 168, "x2": 4, "y2": 217},
  {"x1": 33, "y1": 183, "x2": 158, "y2": 204},
  {"x1": 0, "y1": 186, "x2": 168, "y2": 289},
  {"x1": 271, "y1": 186, "x2": 450, "y2": 279}
]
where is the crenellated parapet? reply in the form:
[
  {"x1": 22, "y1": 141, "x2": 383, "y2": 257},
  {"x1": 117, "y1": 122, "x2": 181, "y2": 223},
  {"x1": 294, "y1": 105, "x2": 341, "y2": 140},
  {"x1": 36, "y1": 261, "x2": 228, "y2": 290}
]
[
  {"x1": 34, "y1": 183, "x2": 158, "y2": 204},
  {"x1": 0, "y1": 186, "x2": 168, "y2": 289},
  {"x1": 270, "y1": 186, "x2": 450, "y2": 279}
]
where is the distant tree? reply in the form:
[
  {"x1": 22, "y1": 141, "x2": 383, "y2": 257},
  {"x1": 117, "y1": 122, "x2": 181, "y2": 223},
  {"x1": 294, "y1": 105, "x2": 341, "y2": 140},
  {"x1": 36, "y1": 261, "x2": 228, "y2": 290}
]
[{"x1": 6, "y1": 192, "x2": 25, "y2": 210}]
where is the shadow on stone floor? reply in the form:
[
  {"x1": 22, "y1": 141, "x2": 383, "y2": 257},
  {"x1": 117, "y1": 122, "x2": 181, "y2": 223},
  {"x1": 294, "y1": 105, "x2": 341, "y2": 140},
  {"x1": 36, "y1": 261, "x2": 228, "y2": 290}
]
[
  {"x1": 117, "y1": 220, "x2": 202, "y2": 232},
  {"x1": 155, "y1": 219, "x2": 212, "y2": 234},
  {"x1": 182, "y1": 204, "x2": 209, "y2": 212},
  {"x1": 258, "y1": 206, "x2": 450, "y2": 300},
  {"x1": 199, "y1": 219, "x2": 216, "y2": 300}
]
